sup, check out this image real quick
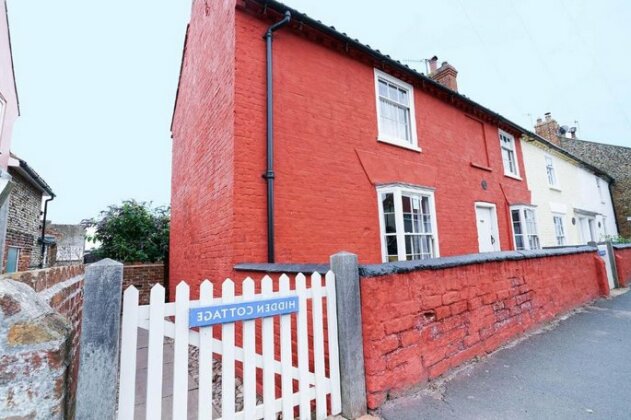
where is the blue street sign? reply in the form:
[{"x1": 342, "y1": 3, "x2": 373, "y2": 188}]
[
  {"x1": 189, "y1": 296, "x2": 299, "y2": 328},
  {"x1": 599, "y1": 250, "x2": 607, "y2": 256}
]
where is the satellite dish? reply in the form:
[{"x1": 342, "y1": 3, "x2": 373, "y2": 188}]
[
  {"x1": 558, "y1": 125, "x2": 569, "y2": 135},
  {"x1": 569, "y1": 127, "x2": 577, "y2": 134}
]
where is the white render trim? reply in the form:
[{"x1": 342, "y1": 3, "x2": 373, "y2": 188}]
[
  {"x1": 374, "y1": 68, "x2": 419, "y2": 150},
  {"x1": 376, "y1": 184, "x2": 440, "y2": 263},
  {"x1": 474, "y1": 201, "x2": 501, "y2": 251}
]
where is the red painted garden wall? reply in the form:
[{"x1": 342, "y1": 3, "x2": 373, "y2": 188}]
[
  {"x1": 614, "y1": 245, "x2": 631, "y2": 287},
  {"x1": 360, "y1": 250, "x2": 607, "y2": 409},
  {"x1": 170, "y1": 2, "x2": 533, "y2": 295}
]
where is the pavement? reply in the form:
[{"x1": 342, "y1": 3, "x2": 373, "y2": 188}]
[
  {"x1": 379, "y1": 289, "x2": 631, "y2": 420},
  {"x1": 133, "y1": 329, "x2": 220, "y2": 419}
]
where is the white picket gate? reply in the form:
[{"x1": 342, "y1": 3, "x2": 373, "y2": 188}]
[{"x1": 117, "y1": 272, "x2": 342, "y2": 420}]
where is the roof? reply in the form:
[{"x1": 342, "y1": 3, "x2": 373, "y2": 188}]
[
  {"x1": 9, "y1": 153, "x2": 55, "y2": 197},
  {"x1": 243, "y1": 0, "x2": 615, "y2": 183}
]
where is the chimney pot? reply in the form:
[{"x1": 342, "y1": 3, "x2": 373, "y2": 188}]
[{"x1": 428, "y1": 56, "x2": 438, "y2": 73}]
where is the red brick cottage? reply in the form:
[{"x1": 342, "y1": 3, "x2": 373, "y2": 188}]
[{"x1": 170, "y1": 0, "x2": 536, "y2": 290}]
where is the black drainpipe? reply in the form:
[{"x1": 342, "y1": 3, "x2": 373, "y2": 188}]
[
  {"x1": 263, "y1": 11, "x2": 291, "y2": 263},
  {"x1": 40, "y1": 196, "x2": 54, "y2": 268}
]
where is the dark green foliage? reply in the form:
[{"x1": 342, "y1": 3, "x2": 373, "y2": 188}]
[{"x1": 85, "y1": 200, "x2": 169, "y2": 263}]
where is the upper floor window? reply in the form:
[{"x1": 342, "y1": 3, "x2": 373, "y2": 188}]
[
  {"x1": 596, "y1": 178, "x2": 605, "y2": 203},
  {"x1": 374, "y1": 69, "x2": 419, "y2": 151},
  {"x1": 499, "y1": 130, "x2": 520, "y2": 178},
  {"x1": 511, "y1": 205, "x2": 540, "y2": 250},
  {"x1": 545, "y1": 155, "x2": 559, "y2": 188},
  {"x1": 377, "y1": 185, "x2": 438, "y2": 262},
  {"x1": 553, "y1": 214, "x2": 565, "y2": 246}
]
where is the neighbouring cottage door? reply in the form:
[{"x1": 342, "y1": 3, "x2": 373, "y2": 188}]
[{"x1": 476, "y1": 204, "x2": 500, "y2": 253}]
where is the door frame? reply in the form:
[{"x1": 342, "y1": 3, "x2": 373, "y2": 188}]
[{"x1": 474, "y1": 202, "x2": 501, "y2": 252}]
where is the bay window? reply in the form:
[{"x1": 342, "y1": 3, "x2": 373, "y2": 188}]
[
  {"x1": 377, "y1": 185, "x2": 439, "y2": 262},
  {"x1": 511, "y1": 206, "x2": 540, "y2": 250}
]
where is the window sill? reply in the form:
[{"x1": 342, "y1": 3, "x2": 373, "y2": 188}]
[
  {"x1": 377, "y1": 137, "x2": 422, "y2": 153},
  {"x1": 504, "y1": 172, "x2": 522, "y2": 181},
  {"x1": 470, "y1": 162, "x2": 493, "y2": 172},
  {"x1": 549, "y1": 186, "x2": 562, "y2": 192}
]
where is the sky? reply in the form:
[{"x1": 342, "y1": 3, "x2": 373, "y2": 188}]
[{"x1": 6, "y1": 0, "x2": 631, "y2": 224}]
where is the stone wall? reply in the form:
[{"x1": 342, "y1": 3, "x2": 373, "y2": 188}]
[
  {"x1": 0, "y1": 264, "x2": 84, "y2": 418},
  {"x1": 123, "y1": 263, "x2": 165, "y2": 304},
  {"x1": 5, "y1": 170, "x2": 43, "y2": 271},
  {"x1": 359, "y1": 248, "x2": 607, "y2": 409},
  {"x1": 559, "y1": 138, "x2": 631, "y2": 238}
]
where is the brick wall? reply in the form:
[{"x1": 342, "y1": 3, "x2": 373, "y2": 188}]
[
  {"x1": 170, "y1": 2, "x2": 534, "y2": 295},
  {"x1": 1, "y1": 264, "x2": 84, "y2": 418},
  {"x1": 169, "y1": 0, "x2": 237, "y2": 291},
  {"x1": 614, "y1": 244, "x2": 631, "y2": 287},
  {"x1": 5, "y1": 170, "x2": 43, "y2": 271},
  {"x1": 359, "y1": 249, "x2": 606, "y2": 409},
  {"x1": 123, "y1": 263, "x2": 165, "y2": 304}
]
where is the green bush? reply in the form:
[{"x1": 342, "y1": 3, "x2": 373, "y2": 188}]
[{"x1": 85, "y1": 200, "x2": 169, "y2": 263}]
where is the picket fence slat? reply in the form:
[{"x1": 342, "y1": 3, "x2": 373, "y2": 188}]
[
  {"x1": 198, "y1": 280, "x2": 214, "y2": 419},
  {"x1": 262, "y1": 276, "x2": 276, "y2": 420},
  {"x1": 325, "y1": 271, "x2": 342, "y2": 415},
  {"x1": 311, "y1": 273, "x2": 327, "y2": 420},
  {"x1": 222, "y1": 279, "x2": 236, "y2": 419},
  {"x1": 117, "y1": 286, "x2": 139, "y2": 420},
  {"x1": 279, "y1": 274, "x2": 294, "y2": 420},
  {"x1": 242, "y1": 278, "x2": 257, "y2": 420},
  {"x1": 173, "y1": 282, "x2": 190, "y2": 419},
  {"x1": 118, "y1": 271, "x2": 341, "y2": 420},
  {"x1": 146, "y1": 284, "x2": 166, "y2": 419}
]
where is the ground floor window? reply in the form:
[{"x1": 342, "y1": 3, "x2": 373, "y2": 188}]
[
  {"x1": 511, "y1": 206, "x2": 540, "y2": 250},
  {"x1": 377, "y1": 185, "x2": 439, "y2": 262},
  {"x1": 553, "y1": 214, "x2": 566, "y2": 246},
  {"x1": 6, "y1": 246, "x2": 20, "y2": 273}
]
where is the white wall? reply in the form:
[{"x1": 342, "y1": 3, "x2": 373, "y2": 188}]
[
  {"x1": 0, "y1": 0, "x2": 18, "y2": 171},
  {"x1": 522, "y1": 140, "x2": 618, "y2": 247}
]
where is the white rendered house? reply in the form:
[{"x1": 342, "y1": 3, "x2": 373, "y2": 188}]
[{"x1": 521, "y1": 137, "x2": 618, "y2": 247}]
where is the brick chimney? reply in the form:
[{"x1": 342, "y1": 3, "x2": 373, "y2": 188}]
[
  {"x1": 429, "y1": 59, "x2": 458, "y2": 92},
  {"x1": 534, "y1": 112, "x2": 561, "y2": 146}
]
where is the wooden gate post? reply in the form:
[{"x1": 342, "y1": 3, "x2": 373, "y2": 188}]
[
  {"x1": 330, "y1": 252, "x2": 367, "y2": 419},
  {"x1": 76, "y1": 258, "x2": 124, "y2": 419}
]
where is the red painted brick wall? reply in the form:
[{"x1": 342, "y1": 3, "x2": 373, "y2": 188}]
[
  {"x1": 170, "y1": 4, "x2": 533, "y2": 295},
  {"x1": 6, "y1": 264, "x2": 85, "y2": 417},
  {"x1": 360, "y1": 252, "x2": 605, "y2": 409},
  {"x1": 123, "y1": 263, "x2": 165, "y2": 304},
  {"x1": 170, "y1": 0, "x2": 237, "y2": 296},
  {"x1": 614, "y1": 246, "x2": 631, "y2": 287}
]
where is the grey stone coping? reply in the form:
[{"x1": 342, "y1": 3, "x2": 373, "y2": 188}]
[
  {"x1": 234, "y1": 263, "x2": 330, "y2": 274},
  {"x1": 613, "y1": 243, "x2": 631, "y2": 250},
  {"x1": 235, "y1": 246, "x2": 598, "y2": 278},
  {"x1": 359, "y1": 246, "x2": 598, "y2": 278}
]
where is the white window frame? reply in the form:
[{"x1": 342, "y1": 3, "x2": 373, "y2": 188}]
[
  {"x1": 374, "y1": 69, "x2": 420, "y2": 152},
  {"x1": 376, "y1": 184, "x2": 439, "y2": 262},
  {"x1": 510, "y1": 205, "x2": 540, "y2": 250},
  {"x1": 499, "y1": 129, "x2": 521, "y2": 179},
  {"x1": 545, "y1": 154, "x2": 560, "y2": 189},
  {"x1": 552, "y1": 214, "x2": 566, "y2": 246}
]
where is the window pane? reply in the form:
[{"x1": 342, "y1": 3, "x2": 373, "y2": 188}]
[
  {"x1": 378, "y1": 79, "x2": 388, "y2": 96},
  {"x1": 381, "y1": 193, "x2": 395, "y2": 213},
  {"x1": 515, "y1": 235, "x2": 525, "y2": 250},
  {"x1": 384, "y1": 214, "x2": 396, "y2": 233},
  {"x1": 386, "y1": 235, "x2": 398, "y2": 258},
  {"x1": 511, "y1": 210, "x2": 522, "y2": 234}
]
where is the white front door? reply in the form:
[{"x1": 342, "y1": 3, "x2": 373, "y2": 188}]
[{"x1": 476, "y1": 205, "x2": 499, "y2": 252}]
